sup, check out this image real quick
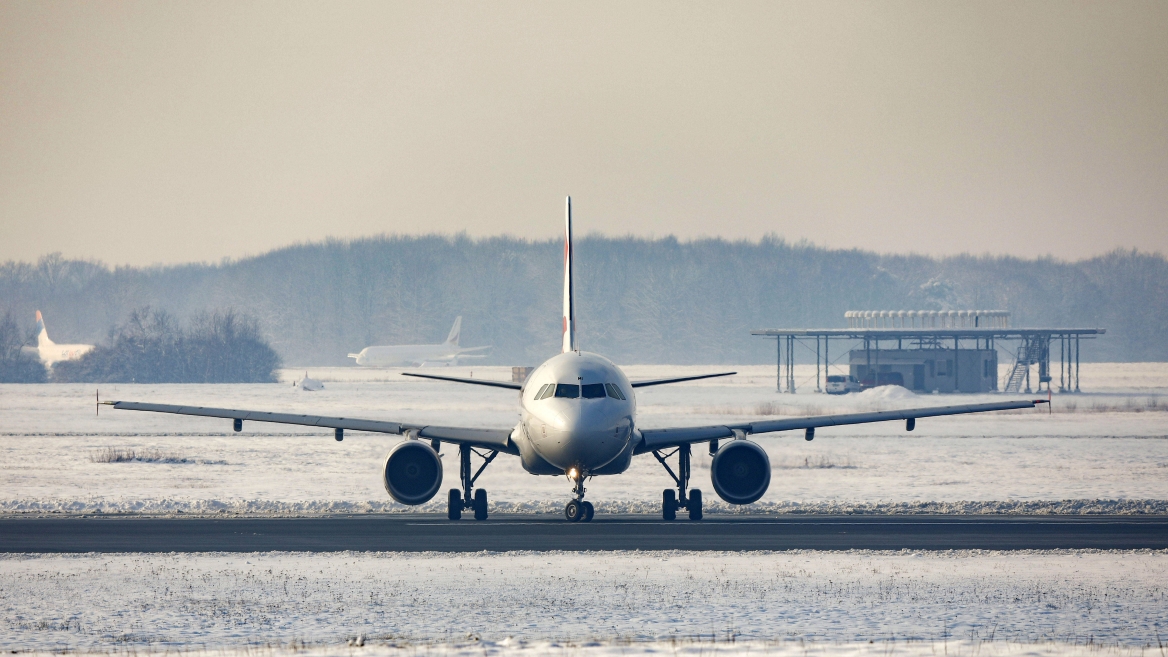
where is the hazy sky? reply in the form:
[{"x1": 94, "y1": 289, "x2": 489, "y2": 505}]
[{"x1": 1, "y1": 1, "x2": 1165, "y2": 266}]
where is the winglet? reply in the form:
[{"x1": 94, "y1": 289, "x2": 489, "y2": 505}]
[{"x1": 562, "y1": 196, "x2": 576, "y2": 353}]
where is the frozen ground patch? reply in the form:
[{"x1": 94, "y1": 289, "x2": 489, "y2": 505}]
[
  {"x1": 2, "y1": 364, "x2": 1167, "y2": 516},
  {"x1": 1, "y1": 550, "x2": 1165, "y2": 651}
]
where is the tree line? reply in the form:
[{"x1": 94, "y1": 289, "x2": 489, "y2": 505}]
[{"x1": 1, "y1": 237, "x2": 1164, "y2": 367}]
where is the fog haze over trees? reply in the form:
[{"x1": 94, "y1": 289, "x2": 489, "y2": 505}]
[{"x1": 1, "y1": 238, "x2": 1164, "y2": 367}]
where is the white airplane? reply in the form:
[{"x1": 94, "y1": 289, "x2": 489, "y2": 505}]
[
  {"x1": 293, "y1": 372, "x2": 325, "y2": 391},
  {"x1": 347, "y1": 317, "x2": 490, "y2": 367},
  {"x1": 21, "y1": 311, "x2": 94, "y2": 367},
  {"x1": 104, "y1": 198, "x2": 1048, "y2": 522}
]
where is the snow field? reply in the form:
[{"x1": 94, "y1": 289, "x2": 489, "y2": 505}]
[
  {"x1": 1, "y1": 363, "x2": 1166, "y2": 515},
  {"x1": 2, "y1": 550, "x2": 1165, "y2": 651}
]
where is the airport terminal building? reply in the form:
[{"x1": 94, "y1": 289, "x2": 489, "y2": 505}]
[{"x1": 753, "y1": 310, "x2": 1104, "y2": 394}]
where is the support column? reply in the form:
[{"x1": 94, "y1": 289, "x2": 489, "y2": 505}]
[
  {"x1": 954, "y1": 336, "x2": 960, "y2": 393},
  {"x1": 1075, "y1": 335, "x2": 1081, "y2": 393},
  {"x1": 865, "y1": 338, "x2": 871, "y2": 385},
  {"x1": 776, "y1": 336, "x2": 782, "y2": 393},
  {"x1": 816, "y1": 336, "x2": 822, "y2": 392},
  {"x1": 1059, "y1": 335, "x2": 1065, "y2": 393}
]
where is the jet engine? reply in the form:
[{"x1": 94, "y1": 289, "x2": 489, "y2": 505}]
[
  {"x1": 382, "y1": 440, "x2": 443, "y2": 505},
  {"x1": 709, "y1": 439, "x2": 771, "y2": 504}
]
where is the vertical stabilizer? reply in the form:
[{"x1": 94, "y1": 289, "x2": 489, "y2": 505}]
[
  {"x1": 562, "y1": 196, "x2": 576, "y2": 353},
  {"x1": 35, "y1": 310, "x2": 53, "y2": 348},
  {"x1": 445, "y1": 316, "x2": 463, "y2": 346}
]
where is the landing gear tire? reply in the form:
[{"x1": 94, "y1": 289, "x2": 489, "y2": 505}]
[
  {"x1": 582, "y1": 501, "x2": 595, "y2": 522},
  {"x1": 662, "y1": 489, "x2": 677, "y2": 521},
  {"x1": 688, "y1": 489, "x2": 703, "y2": 521},
  {"x1": 565, "y1": 499, "x2": 584, "y2": 522},
  {"x1": 447, "y1": 489, "x2": 462, "y2": 521},
  {"x1": 473, "y1": 489, "x2": 489, "y2": 521}
]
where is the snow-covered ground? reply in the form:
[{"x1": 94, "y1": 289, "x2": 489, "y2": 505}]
[
  {"x1": 3, "y1": 550, "x2": 1166, "y2": 651},
  {"x1": 1, "y1": 363, "x2": 1165, "y2": 515}
]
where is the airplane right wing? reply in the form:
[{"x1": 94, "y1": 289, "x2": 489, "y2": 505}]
[
  {"x1": 104, "y1": 401, "x2": 518, "y2": 454},
  {"x1": 635, "y1": 399, "x2": 1046, "y2": 453}
]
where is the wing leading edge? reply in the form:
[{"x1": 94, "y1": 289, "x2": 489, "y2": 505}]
[
  {"x1": 104, "y1": 401, "x2": 518, "y2": 454},
  {"x1": 635, "y1": 399, "x2": 1047, "y2": 454}
]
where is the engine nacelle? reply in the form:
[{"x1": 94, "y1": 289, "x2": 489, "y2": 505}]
[
  {"x1": 382, "y1": 440, "x2": 443, "y2": 505},
  {"x1": 710, "y1": 439, "x2": 771, "y2": 505}
]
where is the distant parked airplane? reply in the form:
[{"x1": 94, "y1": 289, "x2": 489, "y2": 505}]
[
  {"x1": 21, "y1": 311, "x2": 94, "y2": 367},
  {"x1": 106, "y1": 197, "x2": 1048, "y2": 523},
  {"x1": 347, "y1": 317, "x2": 490, "y2": 367}
]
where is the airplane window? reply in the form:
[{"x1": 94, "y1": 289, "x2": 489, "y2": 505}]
[
  {"x1": 605, "y1": 383, "x2": 626, "y2": 400},
  {"x1": 538, "y1": 384, "x2": 556, "y2": 400},
  {"x1": 581, "y1": 383, "x2": 606, "y2": 399},
  {"x1": 554, "y1": 384, "x2": 580, "y2": 398},
  {"x1": 534, "y1": 383, "x2": 551, "y2": 399}
]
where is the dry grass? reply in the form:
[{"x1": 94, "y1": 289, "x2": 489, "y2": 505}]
[
  {"x1": 774, "y1": 453, "x2": 857, "y2": 469},
  {"x1": 1056, "y1": 396, "x2": 1165, "y2": 413},
  {"x1": 89, "y1": 447, "x2": 224, "y2": 465}
]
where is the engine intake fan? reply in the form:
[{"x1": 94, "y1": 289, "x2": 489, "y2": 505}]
[
  {"x1": 383, "y1": 440, "x2": 443, "y2": 505},
  {"x1": 710, "y1": 439, "x2": 771, "y2": 504}
]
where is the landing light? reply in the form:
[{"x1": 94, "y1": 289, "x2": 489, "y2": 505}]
[{"x1": 567, "y1": 467, "x2": 579, "y2": 481}]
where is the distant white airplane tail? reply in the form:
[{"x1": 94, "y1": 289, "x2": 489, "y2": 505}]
[
  {"x1": 444, "y1": 316, "x2": 463, "y2": 346},
  {"x1": 35, "y1": 310, "x2": 54, "y2": 348},
  {"x1": 562, "y1": 196, "x2": 576, "y2": 353}
]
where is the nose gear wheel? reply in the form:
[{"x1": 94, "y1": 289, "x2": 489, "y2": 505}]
[{"x1": 564, "y1": 470, "x2": 594, "y2": 522}]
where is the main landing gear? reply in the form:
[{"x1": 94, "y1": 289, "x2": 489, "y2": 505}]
[
  {"x1": 564, "y1": 469, "x2": 594, "y2": 522},
  {"x1": 447, "y1": 444, "x2": 498, "y2": 521},
  {"x1": 653, "y1": 443, "x2": 703, "y2": 521}
]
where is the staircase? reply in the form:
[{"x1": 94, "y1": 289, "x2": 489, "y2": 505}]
[{"x1": 1004, "y1": 336, "x2": 1048, "y2": 393}]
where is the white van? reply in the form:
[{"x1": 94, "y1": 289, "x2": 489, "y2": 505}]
[{"x1": 826, "y1": 374, "x2": 862, "y2": 395}]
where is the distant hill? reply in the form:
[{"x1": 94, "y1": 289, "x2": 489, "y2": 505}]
[{"x1": 1, "y1": 238, "x2": 1164, "y2": 365}]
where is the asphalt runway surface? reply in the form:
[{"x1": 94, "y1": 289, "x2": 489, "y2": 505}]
[{"x1": 3, "y1": 514, "x2": 1167, "y2": 552}]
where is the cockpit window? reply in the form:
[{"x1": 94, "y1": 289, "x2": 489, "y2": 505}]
[
  {"x1": 581, "y1": 383, "x2": 606, "y2": 399},
  {"x1": 553, "y1": 383, "x2": 580, "y2": 398},
  {"x1": 605, "y1": 383, "x2": 626, "y2": 400},
  {"x1": 533, "y1": 383, "x2": 551, "y2": 399}
]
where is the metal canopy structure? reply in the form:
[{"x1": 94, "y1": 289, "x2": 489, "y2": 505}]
[{"x1": 750, "y1": 326, "x2": 1105, "y2": 394}]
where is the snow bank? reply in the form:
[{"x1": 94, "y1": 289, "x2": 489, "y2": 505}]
[{"x1": 856, "y1": 385, "x2": 916, "y2": 400}]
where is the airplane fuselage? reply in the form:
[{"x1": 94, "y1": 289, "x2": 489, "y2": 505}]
[
  {"x1": 512, "y1": 351, "x2": 637, "y2": 477},
  {"x1": 349, "y1": 344, "x2": 482, "y2": 367},
  {"x1": 21, "y1": 343, "x2": 94, "y2": 367}
]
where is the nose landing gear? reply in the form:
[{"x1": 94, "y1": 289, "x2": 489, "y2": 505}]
[
  {"x1": 564, "y1": 469, "x2": 594, "y2": 522},
  {"x1": 446, "y1": 444, "x2": 498, "y2": 521},
  {"x1": 653, "y1": 443, "x2": 703, "y2": 521}
]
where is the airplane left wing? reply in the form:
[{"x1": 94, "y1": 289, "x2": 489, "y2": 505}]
[
  {"x1": 104, "y1": 401, "x2": 518, "y2": 454},
  {"x1": 635, "y1": 399, "x2": 1046, "y2": 454}
]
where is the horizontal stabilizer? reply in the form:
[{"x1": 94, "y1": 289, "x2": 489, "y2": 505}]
[
  {"x1": 629, "y1": 372, "x2": 736, "y2": 388},
  {"x1": 402, "y1": 372, "x2": 521, "y2": 390}
]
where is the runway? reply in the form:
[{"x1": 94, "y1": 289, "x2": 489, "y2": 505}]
[{"x1": 3, "y1": 514, "x2": 1167, "y2": 552}]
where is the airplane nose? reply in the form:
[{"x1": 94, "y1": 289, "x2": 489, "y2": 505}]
[{"x1": 534, "y1": 402, "x2": 630, "y2": 471}]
